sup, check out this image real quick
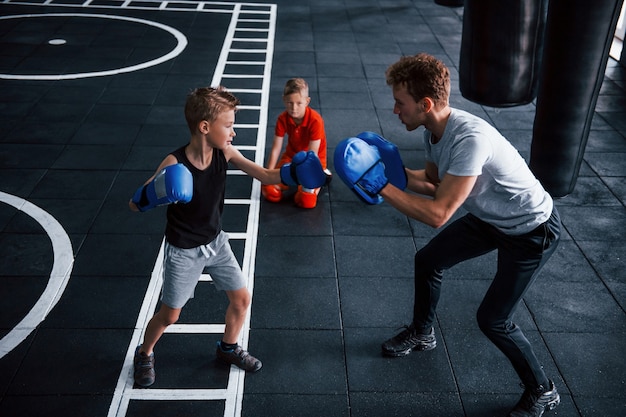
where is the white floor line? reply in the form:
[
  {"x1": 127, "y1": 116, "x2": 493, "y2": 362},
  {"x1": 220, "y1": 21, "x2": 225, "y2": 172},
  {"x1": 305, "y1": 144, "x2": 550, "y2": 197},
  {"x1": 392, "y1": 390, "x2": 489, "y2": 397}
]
[{"x1": 106, "y1": 2, "x2": 275, "y2": 416}]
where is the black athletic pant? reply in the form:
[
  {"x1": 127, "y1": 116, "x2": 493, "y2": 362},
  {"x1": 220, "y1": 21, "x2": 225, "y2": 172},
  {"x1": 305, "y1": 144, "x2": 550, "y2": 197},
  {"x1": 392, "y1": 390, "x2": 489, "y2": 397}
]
[{"x1": 413, "y1": 208, "x2": 561, "y2": 389}]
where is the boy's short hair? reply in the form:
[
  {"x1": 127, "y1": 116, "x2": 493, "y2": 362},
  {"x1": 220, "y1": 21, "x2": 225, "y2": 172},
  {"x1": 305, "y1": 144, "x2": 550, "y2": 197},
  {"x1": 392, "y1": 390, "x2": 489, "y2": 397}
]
[
  {"x1": 184, "y1": 86, "x2": 240, "y2": 133},
  {"x1": 283, "y1": 78, "x2": 309, "y2": 97},
  {"x1": 385, "y1": 53, "x2": 450, "y2": 106}
]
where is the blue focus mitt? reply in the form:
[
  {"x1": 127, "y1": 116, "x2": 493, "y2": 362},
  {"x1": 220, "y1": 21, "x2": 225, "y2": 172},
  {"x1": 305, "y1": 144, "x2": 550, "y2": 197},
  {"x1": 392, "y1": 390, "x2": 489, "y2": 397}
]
[
  {"x1": 356, "y1": 131, "x2": 407, "y2": 190},
  {"x1": 334, "y1": 137, "x2": 389, "y2": 205}
]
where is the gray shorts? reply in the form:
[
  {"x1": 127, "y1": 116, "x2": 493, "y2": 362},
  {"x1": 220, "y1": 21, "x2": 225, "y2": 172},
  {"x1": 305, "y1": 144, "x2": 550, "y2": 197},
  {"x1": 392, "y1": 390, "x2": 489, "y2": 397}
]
[{"x1": 161, "y1": 231, "x2": 246, "y2": 309}]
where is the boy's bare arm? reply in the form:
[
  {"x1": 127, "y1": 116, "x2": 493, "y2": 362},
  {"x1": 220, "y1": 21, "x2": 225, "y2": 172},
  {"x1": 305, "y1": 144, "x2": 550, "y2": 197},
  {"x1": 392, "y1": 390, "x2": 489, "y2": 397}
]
[
  {"x1": 307, "y1": 138, "x2": 321, "y2": 155},
  {"x1": 267, "y1": 135, "x2": 284, "y2": 169}
]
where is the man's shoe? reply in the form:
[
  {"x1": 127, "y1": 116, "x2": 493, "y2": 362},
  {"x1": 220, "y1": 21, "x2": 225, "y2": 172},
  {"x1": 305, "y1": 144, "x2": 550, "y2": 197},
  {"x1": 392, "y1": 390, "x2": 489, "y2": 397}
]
[
  {"x1": 133, "y1": 345, "x2": 155, "y2": 387},
  {"x1": 216, "y1": 342, "x2": 262, "y2": 372},
  {"x1": 381, "y1": 325, "x2": 436, "y2": 357},
  {"x1": 509, "y1": 379, "x2": 560, "y2": 417}
]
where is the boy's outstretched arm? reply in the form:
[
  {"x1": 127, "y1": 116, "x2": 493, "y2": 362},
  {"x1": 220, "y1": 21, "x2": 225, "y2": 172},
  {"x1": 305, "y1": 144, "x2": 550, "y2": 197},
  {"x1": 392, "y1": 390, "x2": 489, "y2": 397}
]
[{"x1": 225, "y1": 145, "x2": 326, "y2": 189}]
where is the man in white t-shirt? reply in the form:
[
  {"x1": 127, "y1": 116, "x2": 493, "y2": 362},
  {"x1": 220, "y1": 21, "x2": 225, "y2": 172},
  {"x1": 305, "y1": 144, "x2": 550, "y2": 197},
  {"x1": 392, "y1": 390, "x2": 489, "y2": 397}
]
[{"x1": 349, "y1": 53, "x2": 561, "y2": 417}]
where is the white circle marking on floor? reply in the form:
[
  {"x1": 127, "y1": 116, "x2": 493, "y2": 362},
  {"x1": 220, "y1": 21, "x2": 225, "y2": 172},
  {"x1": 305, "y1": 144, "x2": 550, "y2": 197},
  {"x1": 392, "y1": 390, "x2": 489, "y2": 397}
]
[
  {"x1": 0, "y1": 13, "x2": 188, "y2": 80},
  {"x1": 0, "y1": 192, "x2": 74, "y2": 358}
]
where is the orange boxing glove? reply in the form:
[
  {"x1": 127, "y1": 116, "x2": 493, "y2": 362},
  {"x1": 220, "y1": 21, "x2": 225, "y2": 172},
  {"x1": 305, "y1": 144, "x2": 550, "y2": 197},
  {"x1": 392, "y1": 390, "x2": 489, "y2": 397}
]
[{"x1": 262, "y1": 184, "x2": 284, "y2": 203}]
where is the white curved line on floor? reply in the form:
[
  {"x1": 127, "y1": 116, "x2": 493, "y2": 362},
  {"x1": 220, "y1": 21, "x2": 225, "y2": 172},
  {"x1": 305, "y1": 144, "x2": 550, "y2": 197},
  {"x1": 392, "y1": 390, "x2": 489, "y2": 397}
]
[
  {"x1": 0, "y1": 191, "x2": 74, "y2": 358},
  {"x1": 0, "y1": 13, "x2": 188, "y2": 80}
]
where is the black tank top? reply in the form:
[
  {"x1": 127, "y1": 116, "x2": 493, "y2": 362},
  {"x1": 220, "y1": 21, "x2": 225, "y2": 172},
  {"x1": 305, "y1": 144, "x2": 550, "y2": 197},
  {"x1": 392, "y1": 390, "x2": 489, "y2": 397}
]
[{"x1": 165, "y1": 145, "x2": 226, "y2": 248}]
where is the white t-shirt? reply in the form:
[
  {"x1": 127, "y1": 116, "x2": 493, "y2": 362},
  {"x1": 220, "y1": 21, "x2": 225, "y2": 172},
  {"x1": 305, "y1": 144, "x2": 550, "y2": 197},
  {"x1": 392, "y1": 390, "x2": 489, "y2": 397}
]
[{"x1": 424, "y1": 108, "x2": 552, "y2": 235}]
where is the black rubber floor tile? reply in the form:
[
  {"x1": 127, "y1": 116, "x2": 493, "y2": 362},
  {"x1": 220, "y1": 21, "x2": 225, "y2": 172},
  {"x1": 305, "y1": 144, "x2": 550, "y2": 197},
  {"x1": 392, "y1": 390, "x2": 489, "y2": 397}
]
[
  {"x1": 318, "y1": 76, "x2": 369, "y2": 92},
  {"x1": 223, "y1": 203, "x2": 254, "y2": 234},
  {"x1": 145, "y1": 333, "x2": 229, "y2": 389},
  {"x1": 42, "y1": 275, "x2": 148, "y2": 329},
  {"x1": 0, "y1": 394, "x2": 113, "y2": 417},
  {"x1": 552, "y1": 176, "x2": 623, "y2": 206},
  {"x1": 437, "y1": 279, "x2": 536, "y2": 331},
  {"x1": 331, "y1": 201, "x2": 412, "y2": 237},
  {"x1": 585, "y1": 152, "x2": 626, "y2": 176},
  {"x1": 16, "y1": 198, "x2": 102, "y2": 234},
  {"x1": 176, "y1": 280, "x2": 230, "y2": 325},
  {"x1": 445, "y1": 329, "x2": 564, "y2": 395},
  {"x1": 575, "y1": 396, "x2": 626, "y2": 417},
  {"x1": 29, "y1": 169, "x2": 116, "y2": 200},
  {"x1": 145, "y1": 104, "x2": 186, "y2": 125},
  {"x1": 558, "y1": 206, "x2": 626, "y2": 241},
  {"x1": 28, "y1": 101, "x2": 93, "y2": 124},
  {"x1": 320, "y1": 91, "x2": 374, "y2": 110},
  {"x1": 539, "y1": 240, "x2": 600, "y2": 283},
  {"x1": 576, "y1": 240, "x2": 626, "y2": 309},
  {"x1": 52, "y1": 144, "x2": 131, "y2": 170},
  {"x1": 339, "y1": 275, "x2": 414, "y2": 328},
  {"x1": 244, "y1": 329, "x2": 347, "y2": 395},
  {"x1": 4, "y1": 121, "x2": 78, "y2": 145},
  {"x1": 127, "y1": 399, "x2": 225, "y2": 416},
  {"x1": 0, "y1": 275, "x2": 47, "y2": 329},
  {"x1": 7, "y1": 328, "x2": 130, "y2": 395},
  {"x1": 343, "y1": 327, "x2": 456, "y2": 393},
  {"x1": 586, "y1": 129, "x2": 626, "y2": 152},
  {"x1": 122, "y1": 145, "x2": 174, "y2": 170},
  {"x1": 350, "y1": 391, "x2": 465, "y2": 417},
  {"x1": 243, "y1": 393, "x2": 350, "y2": 417},
  {"x1": 255, "y1": 235, "x2": 336, "y2": 277},
  {"x1": 526, "y1": 280, "x2": 626, "y2": 333},
  {"x1": 0, "y1": 333, "x2": 32, "y2": 395},
  {"x1": 334, "y1": 235, "x2": 415, "y2": 278},
  {"x1": 0, "y1": 168, "x2": 45, "y2": 198},
  {"x1": 258, "y1": 193, "x2": 333, "y2": 237},
  {"x1": 0, "y1": 143, "x2": 65, "y2": 169},
  {"x1": 251, "y1": 276, "x2": 341, "y2": 330},
  {"x1": 71, "y1": 122, "x2": 141, "y2": 145},
  {"x1": 328, "y1": 177, "x2": 371, "y2": 203},
  {"x1": 92, "y1": 196, "x2": 167, "y2": 235},
  {"x1": 224, "y1": 175, "x2": 253, "y2": 200},
  {"x1": 133, "y1": 123, "x2": 188, "y2": 146},
  {"x1": 603, "y1": 177, "x2": 626, "y2": 205},
  {"x1": 429, "y1": 244, "x2": 498, "y2": 282},
  {"x1": 72, "y1": 233, "x2": 163, "y2": 276},
  {"x1": 323, "y1": 109, "x2": 381, "y2": 146},
  {"x1": 0, "y1": 232, "x2": 52, "y2": 276},
  {"x1": 85, "y1": 103, "x2": 152, "y2": 125},
  {"x1": 543, "y1": 332, "x2": 626, "y2": 398}
]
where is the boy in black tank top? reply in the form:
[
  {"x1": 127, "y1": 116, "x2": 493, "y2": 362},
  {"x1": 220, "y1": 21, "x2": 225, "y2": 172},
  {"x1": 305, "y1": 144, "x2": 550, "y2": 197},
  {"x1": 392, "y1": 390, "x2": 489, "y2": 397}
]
[{"x1": 129, "y1": 86, "x2": 326, "y2": 387}]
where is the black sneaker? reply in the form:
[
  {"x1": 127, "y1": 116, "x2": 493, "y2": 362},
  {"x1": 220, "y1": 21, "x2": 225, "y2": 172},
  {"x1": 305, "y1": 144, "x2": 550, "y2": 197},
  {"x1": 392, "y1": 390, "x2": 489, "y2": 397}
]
[
  {"x1": 381, "y1": 325, "x2": 437, "y2": 357},
  {"x1": 509, "y1": 379, "x2": 560, "y2": 417},
  {"x1": 133, "y1": 345, "x2": 155, "y2": 387},
  {"x1": 216, "y1": 342, "x2": 262, "y2": 372}
]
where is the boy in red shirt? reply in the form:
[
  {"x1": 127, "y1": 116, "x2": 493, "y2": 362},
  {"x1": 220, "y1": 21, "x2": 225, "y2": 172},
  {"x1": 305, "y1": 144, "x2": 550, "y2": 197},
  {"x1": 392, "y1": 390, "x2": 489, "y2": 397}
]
[{"x1": 262, "y1": 78, "x2": 329, "y2": 208}]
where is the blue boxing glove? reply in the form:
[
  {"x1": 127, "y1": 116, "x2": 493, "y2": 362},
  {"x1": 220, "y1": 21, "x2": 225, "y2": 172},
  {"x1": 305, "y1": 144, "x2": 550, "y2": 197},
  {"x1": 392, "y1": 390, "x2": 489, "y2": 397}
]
[
  {"x1": 334, "y1": 137, "x2": 389, "y2": 205},
  {"x1": 280, "y1": 151, "x2": 327, "y2": 189},
  {"x1": 356, "y1": 131, "x2": 407, "y2": 190},
  {"x1": 132, "y1": 163, "x2": 193, "y2": 212}
]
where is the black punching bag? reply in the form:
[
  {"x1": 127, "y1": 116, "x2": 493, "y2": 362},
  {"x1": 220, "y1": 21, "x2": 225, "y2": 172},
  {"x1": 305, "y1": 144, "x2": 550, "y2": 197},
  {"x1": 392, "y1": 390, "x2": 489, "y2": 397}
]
[
  {"x1": 530, "y1": 0, "x2": 624, "y2": 197},
  {"x1": 459, "y1": 0, "x2": 548, "y2": 107}
]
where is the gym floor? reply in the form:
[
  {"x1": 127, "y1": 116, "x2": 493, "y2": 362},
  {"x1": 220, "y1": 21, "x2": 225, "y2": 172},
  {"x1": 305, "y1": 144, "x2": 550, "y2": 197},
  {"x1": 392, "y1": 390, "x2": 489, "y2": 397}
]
[{"x1": 1, "y1": 1, "x2": 625, "y2": 416}]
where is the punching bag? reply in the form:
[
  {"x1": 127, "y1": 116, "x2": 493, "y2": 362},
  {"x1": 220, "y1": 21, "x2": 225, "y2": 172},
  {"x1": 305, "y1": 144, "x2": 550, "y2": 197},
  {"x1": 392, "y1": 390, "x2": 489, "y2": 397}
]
[
  {"x1": 459, "y1": 0, "x2": 548, "y2": 107},
  {"x1": 530, "y1": 0, "x2": 624, "y2": 197}
]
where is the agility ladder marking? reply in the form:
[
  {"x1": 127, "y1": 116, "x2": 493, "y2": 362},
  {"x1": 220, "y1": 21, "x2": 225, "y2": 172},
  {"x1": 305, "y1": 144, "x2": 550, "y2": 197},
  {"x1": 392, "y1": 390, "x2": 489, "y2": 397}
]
[{"x1": 107, "y1": 3, "x2": 275, "y2": 417}]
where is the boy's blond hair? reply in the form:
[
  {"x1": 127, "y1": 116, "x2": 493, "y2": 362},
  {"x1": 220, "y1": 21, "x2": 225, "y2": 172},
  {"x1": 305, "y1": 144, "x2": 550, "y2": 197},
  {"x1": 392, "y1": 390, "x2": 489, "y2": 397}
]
[
  {"x1": 283, "y1": 78, "x2": 309, "y2": 98},
  {"x1": 184, "y1": 86, "x2": 240, "y2": 133}
]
